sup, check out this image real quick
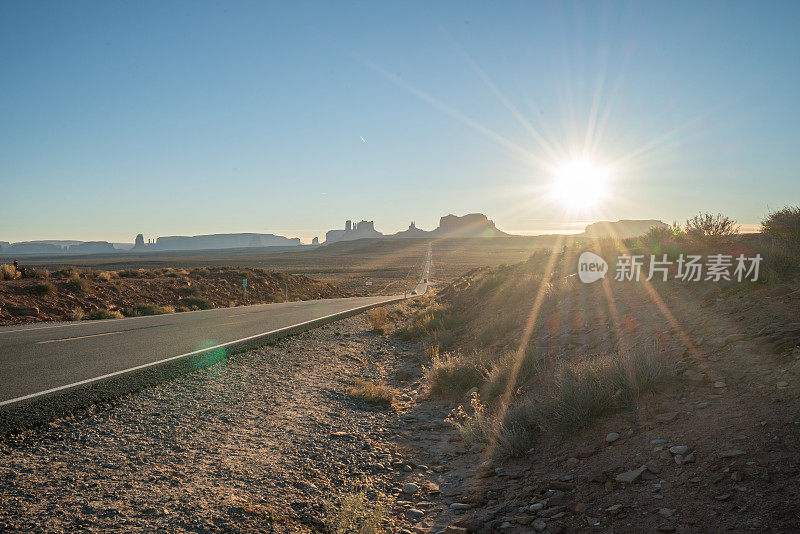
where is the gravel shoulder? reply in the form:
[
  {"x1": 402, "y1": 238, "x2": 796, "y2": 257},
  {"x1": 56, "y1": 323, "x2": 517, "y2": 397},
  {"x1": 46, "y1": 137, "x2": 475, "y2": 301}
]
[{"x1": 0, "y1": 310, "x2": 429, "y2": 533}]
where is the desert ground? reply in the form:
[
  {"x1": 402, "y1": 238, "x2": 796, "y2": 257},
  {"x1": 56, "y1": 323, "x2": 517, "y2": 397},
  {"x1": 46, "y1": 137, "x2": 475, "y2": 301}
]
[{"x1": 2, "y1": 230, "x2": 799, "y2": 533}]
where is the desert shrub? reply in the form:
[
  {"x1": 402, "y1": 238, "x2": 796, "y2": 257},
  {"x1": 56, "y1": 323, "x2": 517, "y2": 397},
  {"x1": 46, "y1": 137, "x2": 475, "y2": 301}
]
[
  {"x1": 366, "y1": 307, "x2": 388, "y2": 332},
  {"x1": 63, "y1": 277, "x2": 89, "y2": 293},
  {"x1": 69, "y1": 307, "x2": 85, "y2": 321},
  {"x1": 117, "y1": 269, "x2": 141, "y2": 278},
  {"x1": 86, "y1": 309, "x2": 124, "y2": 320},
  {"x1": 125, "y1": 304, "x2": 174, "y2": 317},
  {"x1": 0, "y1": 264, "x2": 19, "y2": 280},
  {"x1": 684, "y1": 212, "x2": 739, "y2": 244},
  {"x1": 395, "y1": 304, "x2": 458, "y2": 341},
  {"x1": 325, "y1": 492, "x2": 384, "y2": 534},
  {"x1": 425, "y1": 349, "x2": 491, "y2": 397},
  {"x1": 641, "y1": 223, "x2": 684, "y2": 254},
  {"x1": 484, "y1": 349, "x2": 547, "y2": 400},
  {"x1": 96, "y1": 270, "x2": 117, "y2": 281},
  {"x1": 757, "y1": 241, "x2": 800, "y2": 279},
  {"x1": 22, "y1": 267, "x2": 49, "y2": 279},
  {"x1": 31, "y1": 282, "x2": 57, "y2": 296},
  {"x1": 445, "y1": 391, "x2": 493, "y2": 446},
  {"x1": 762, "y1": 206, "x2": 800, "y2": 245},
  {"x1": 497, "y1": 344, "x2": 668, "y2": 456},
  {"x1": 173, "y1": 285, "x2": 202, "y2": 297},
  {"x1": 55, "y1": 266, "x2": 79, "y2": 278},
  {"x1": 346, "y1": 379, "x2": 394, "y2": 408},
  {"x1": 181, "y1": 297, "x2": 213, "y2": 310}
]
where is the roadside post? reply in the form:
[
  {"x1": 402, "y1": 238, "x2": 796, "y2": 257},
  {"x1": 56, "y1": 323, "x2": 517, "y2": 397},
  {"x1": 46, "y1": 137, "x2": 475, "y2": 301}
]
[{"x1": 243, "y1": 278, "x2": 247, "y2": 304}]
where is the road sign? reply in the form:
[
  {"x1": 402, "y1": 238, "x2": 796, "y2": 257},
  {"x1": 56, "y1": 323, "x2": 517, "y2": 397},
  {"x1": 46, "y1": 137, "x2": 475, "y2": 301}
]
[
  {"x1": 243, "y1": 279, "x2": 247, "y2": 288},
  {"x1": 365, "y1": 281, "x2": 372, "y2": 286}
]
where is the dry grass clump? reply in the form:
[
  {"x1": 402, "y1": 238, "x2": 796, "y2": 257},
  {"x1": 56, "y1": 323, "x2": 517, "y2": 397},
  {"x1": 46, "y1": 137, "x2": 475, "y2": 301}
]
[
  {"x1": 31, "y1": 282, "x2": 57, "y2": 296},
  {"x1": 125, "y1": 304, "x2": 175, "y2": 317},
  {"x1": 425, "y1": 349, "x2": 491, "y2": 398},
  {"x1": 0, "y1": 264, "x2": 19, "y2": 280},
  {"x1": 325, "y1": 491, "x2": 384, "y2": 534},
  {"x1": 86, "y1": 309, "x2": 124, "y2": 320},
  {"x1": 63, "y1": 276, "x2": 89, "y2": 293},
  {"x1": 499, "y1": 344, "x2": 669, "y2": 456},
  {"x1": 69, "y1": 307, "x2": 85, "y2": 321},
  {"x1": 366, "y1": 307, "x2": 388, "y2": 332},
  {"x1": 346, "y1": 379, "x2": 395, "y2": 408},
  {"x1": 95, "y1": 270, "x2": 117, "y2": 281}
]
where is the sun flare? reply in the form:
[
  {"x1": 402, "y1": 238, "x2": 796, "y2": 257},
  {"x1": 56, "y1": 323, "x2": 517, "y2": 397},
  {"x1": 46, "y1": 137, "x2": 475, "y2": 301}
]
[{"x1": 549, "y1": 158, "x2": 610, "y2": 210}]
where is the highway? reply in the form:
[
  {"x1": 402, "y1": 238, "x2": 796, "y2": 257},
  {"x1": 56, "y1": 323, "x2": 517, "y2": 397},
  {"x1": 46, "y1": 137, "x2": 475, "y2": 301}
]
[{"x1": 0, "y1": 245, "x2": 431, "y2": 409}]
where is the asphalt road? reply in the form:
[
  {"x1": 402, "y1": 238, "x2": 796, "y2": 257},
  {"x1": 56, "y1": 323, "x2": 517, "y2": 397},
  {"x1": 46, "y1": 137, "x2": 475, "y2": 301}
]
[{"x1": 0, "y1": 245, "x2": 431, "y2": 407}]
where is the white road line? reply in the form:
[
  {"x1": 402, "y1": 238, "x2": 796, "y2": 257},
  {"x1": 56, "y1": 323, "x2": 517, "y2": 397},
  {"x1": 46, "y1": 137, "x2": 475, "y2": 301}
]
[{"x1": 0, "y1": 296, "x2": 402, "y2": 408}]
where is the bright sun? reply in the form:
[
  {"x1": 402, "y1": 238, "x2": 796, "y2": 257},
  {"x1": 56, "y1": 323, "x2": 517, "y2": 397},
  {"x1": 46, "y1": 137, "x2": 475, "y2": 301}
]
[{"x1": 549, "y1": 158, "x2": 610, "y2": 210}]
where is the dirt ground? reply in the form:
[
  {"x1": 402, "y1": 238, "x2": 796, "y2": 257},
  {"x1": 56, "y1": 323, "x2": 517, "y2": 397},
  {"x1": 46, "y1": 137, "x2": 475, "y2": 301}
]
[{"x1": 0, "y1": 266, "x2": 346, "y2": 326}]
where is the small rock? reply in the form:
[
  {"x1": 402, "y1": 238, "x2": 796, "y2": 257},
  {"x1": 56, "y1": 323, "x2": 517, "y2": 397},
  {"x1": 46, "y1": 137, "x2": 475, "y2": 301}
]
[
  {"x1": 568, "y1": 502, "x2": 587, "y2": 514},
  {"x1": 606, "y1": 432, "x2": 620, "y2": 443},
  {"x1": 669, "y1": 445, "x2": 689, "y2": 455},
  {"x1": 615, "y1": 465, "x2": 647, "y2": 484},
  {"x1": 548, "y1": 480, "x2": 574, "y2": 491},
  {"x1": 444, "y1": 527, "x2": 468, "y2": 534},
  {"x1": 528, "y1": 503, "x2": 544, "y2": 512},
  {"x1": 718, "y1": 449, "x2": 746, "y2": 458},
  {"x1": 657, "y1": 526, "x2": 676, "y2": 533},
  {"x1": 658, "y1": 508, "x2": 676, "y2": 517},
  {"x1": 605, "y1": 504, "x2": 622, "y2": 514},
  {"x1": 697, "y1": 401, "x2": 710, "y2": 409},
  {"x1": 713, "y1": 380, "x2": 727, "y2": 388},
  {"x1": 731, "y1": 471, "x2": 743, "y2": 482},
  {"x1": 777, "y1": 381, "x2": 789, "y2": 389},
  {"x1": 407, "y1": 508, "x2": 424, "y2": 520},
  {"x1": 682, "y1": 452, "x2": 696, "y2": 464},
  {"x1": 650, "y1": 439, "x2": 668, "y2": 445},
  {"x1": 402, "y1": 483, "x2": 419, "y2": 494},
  {"x1": 715, "y1": 493, "x2": 732, "y2": 501},
  {"x1": 449, "y1": 503, "x2": 471, "y2": 511},
  {"x1": 656, "y1": 412, "x2": 678, "y2": 423},
  {"x1": 532, "y1": 519, "x2": 547, "y2": 531}
]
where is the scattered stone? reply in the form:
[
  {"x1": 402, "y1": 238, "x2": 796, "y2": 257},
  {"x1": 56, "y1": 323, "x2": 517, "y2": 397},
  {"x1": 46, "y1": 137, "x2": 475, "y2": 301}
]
[
  {"x1": 713, "y1": 380, "x2": 727, "y2": 388},
  {"x1": 683, "y1": 369, "x2": 706, "y2": 383},
  {"x1": 777, "y1": 381, "x2": 789, "y2": 389},
  {"x1": 615, "y1": 465, "x2": 647, "y2": 484},
  {"x1": 697, "y1": 401, "x2": 710, "y2": 409},
  {"x1": 606, "y1": 432, "x2": 620, "y2": 443},
  {"x1": 650, "y1": 439, "x2": 668, "y2": 445},
  {"x1": 605, "y1": 504, "x2": 623, "y2": 514},
  {"x1": 658, "y1": 508, "x2": 676, "y2": 517},
  {"x1": 669, "y1": 445, "x2": 689, "y2": 455},
  {"x1": 588, "y1": 474, "x2": 607, "y2": 484},
  {"x1": 682, "y1": 452, "x2": 696, "y2": 464},
  {"x1": 528, "y1": 503, "x2": 544, "y2": 512},
  {"x1": 449, "y1": 503, "x2": 472, "y2": 511},
  {"x1": 657, "y1": 526, "x2": 676, "y2": 533},
  {"x1": 715, "y1": 493, "x2": 732, "y2": 501},
  {"x1": 444, "y1": 527, "x2": 468, "y2": 534},
  {"x1": 731, "y1": 471, "x2": 743, "y2": 482}
]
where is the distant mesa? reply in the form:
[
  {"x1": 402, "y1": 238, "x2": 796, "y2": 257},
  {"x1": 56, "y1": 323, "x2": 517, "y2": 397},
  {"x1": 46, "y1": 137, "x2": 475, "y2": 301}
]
[
  {"x1": 311, "y1": 237, "x2": 319, "y2": 246},
  {"x1": 393, "y1": 221, "x2": 429, "y2": 239},
  {"x1": 325, "y1": 220, "x2": 384, "y2": 244},
  {"x1": 66, "y1": 241, "x2": 116, "y2": 254},
  {"x1": 150, "y1": 233, "x2": 301, "y2": 251},
  {"x1": 583, "y1": 219, "x2": 668, "y2": 239},
  {"x1": 431, "y1": 213, "x2": 508, "y2": 238}
]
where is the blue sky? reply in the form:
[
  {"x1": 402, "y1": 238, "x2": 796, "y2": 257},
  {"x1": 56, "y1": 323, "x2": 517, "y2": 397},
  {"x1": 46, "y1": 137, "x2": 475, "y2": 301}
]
[{"x1": 1, "y1": 1, "x2": 798, "y2": 243}]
